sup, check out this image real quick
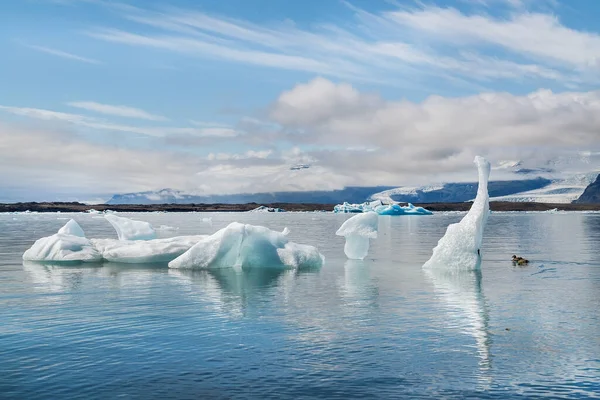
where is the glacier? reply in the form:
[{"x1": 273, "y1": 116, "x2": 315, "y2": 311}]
[
  {"x1": 169, "y1": 222, "x2": 324, "y2": 270},
  {"x1": 334, "y1": 200, "x2": 432, "y2": 215},
  {"x1": 23, "y1": 219, "x2": 102, "y2": 263},
  {"x1": 423, "y1": 156, "x2": 491, "y2": 271},
  {"x1": 105, "y1": 214, "x2": 156, "y2": 241},
  {"x1": 336, "y1": 211, "x2": 378, "y2": 260}
]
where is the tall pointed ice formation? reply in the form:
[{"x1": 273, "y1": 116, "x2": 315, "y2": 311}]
[
  {"x1": 336, "y1": 211, "x2": 379, "y2": 260},
  {"x1": 423, "y1": 156, "x2": 490, "y2": 271}
]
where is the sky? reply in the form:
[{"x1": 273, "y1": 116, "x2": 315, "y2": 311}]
[{"x1": 1, "y1": 0, "x2": 599, "y2": 202}]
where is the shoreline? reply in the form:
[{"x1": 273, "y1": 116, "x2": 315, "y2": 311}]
[{"x1": 1, "y1": 201, "x2": 600, "y2": 213}]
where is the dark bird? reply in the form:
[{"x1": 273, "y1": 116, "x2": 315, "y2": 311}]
[{"x1": 511, "y1": 255, "x2": 529, "y2": 265}]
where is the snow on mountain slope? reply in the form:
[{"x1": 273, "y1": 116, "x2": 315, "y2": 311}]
[
  {"x1": 489, "y1": 172, "x2": 599, "y2": 203},
  {"x1": 369, "y1": 185, "x2": 444, "y2": 203}
]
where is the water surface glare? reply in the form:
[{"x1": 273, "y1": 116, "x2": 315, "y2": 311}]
[{"x1": 1, "y1": 212, "x2": 599, "y2": 399}]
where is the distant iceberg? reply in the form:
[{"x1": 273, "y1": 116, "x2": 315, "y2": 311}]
[
  {"x1": 336, "y1": 211, "x2": 378, "y2": 260},
  {"x1": 105, "y1": 214, "x2": 156, "y2": 241},
  {"x1": 334, "y1": 200, "x2": 432, "y2": 215},
  {"x1": 169, "y1": 222, "x2": 324, "y2": 270},
  {"x1": 248, "y1": 206, "x2": 286, "y2": 213},
  {"x1": 23, "y1": 219, "x2": 102, "y2": 263},
  {"x1": 423, "y1": 156, "x2": 490, "y2": 271}
]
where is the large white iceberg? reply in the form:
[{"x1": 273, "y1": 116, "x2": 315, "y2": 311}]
[
  {"x1": 169, "y1": 222, "x2": 324, "y2": 270},
  {"x1": 91, "y1": 236, "x2": 206, "y2": 264},
  {"x1": 23, "y1": 219, "x2": 102, "y2": 263},
  {"x1": 333, "y1": 200, "x2": 432, "y2": 215},
  {"x1": 336, "y1": 211, "x2": 378, "y2": 260},
  {"x1": 423, "y1": 156, "x2": 491, "y2": 271},
  {"x1": 105, "y1": 214, "x2": 156, "y2": 241}
]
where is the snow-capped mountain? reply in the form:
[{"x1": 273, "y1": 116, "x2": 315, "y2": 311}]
[
  {"x1": 107, "y1": 154, "x2": 600, "y2": 205},
  {"x1": 489, "y1": 172, "x2": 598, "y2": 203}
]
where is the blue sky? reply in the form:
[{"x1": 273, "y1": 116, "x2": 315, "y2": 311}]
[{"x1": 1, "y1": 0, "x2": 599, "y2": 201}]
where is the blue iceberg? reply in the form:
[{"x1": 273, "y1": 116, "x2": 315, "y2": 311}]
[{"x1": 334, "y1": 199, "x2": 432, "y2": 215}]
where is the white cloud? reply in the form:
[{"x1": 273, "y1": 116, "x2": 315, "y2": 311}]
[
  {"x1": 81, "y1": 2, "x2": 594, "y2": 87},
  {"x1": 68, "y1": 101, "x2": 168, "y2": 121},
  {"x1": 0, "y1": 105, "x2": 240, "y2": 138},
  {"x1": 25, "y1": 44, "x2": 101, "y2": 64},
  {"x1": 268, "y1": 78, "x2": 600, "y2": 183},
  {"x1": 387, "y1": 7, "x2": 600, "y2": 70}
]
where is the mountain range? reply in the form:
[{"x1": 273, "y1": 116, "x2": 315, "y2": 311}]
[{"x1": 107, "y1": 157, "x2": 600, "y2": 205}]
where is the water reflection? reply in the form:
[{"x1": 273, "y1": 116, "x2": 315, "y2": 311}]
[
  {"x1": 21, "y1": 260, "x2": 101, "y2": 293},
  {"x1": 342, "y1": 260, "x2": 380, "y2": 309},
  {"x1": 169, "y1": 267, "x2": 320, "y2": 318},
  {"x1": 424, "y1": 268, "x2": 492, "y2": 386}
]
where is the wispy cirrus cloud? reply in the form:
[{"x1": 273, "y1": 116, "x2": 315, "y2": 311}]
[
  {"x1": 25, "y1": 44, "x2": 102, "y2": 64},
  {"x1": 81, "y1": 1, "x2": 598, "y2": 88},
  {"x1": 67, "y1": 101, "x2": 168, "y2": 121},
  {"x1": 0, "y1": 105, "x2": 239, "y2": 138}
]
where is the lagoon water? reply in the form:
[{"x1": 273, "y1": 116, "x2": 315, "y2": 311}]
[{"x1": 1, "y1": 212, "x2": 599, "y2": 399}]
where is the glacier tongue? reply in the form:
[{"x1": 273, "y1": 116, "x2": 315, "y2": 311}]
[
  {"x1": 423, "y1": 156, "x2": 491, "y2": 271},
  {"x1": 104, "y1": 214, "x2": 156, "y2": 241},
  {"x1": 168, "y1": 222, "x2": 324, "y2": 270}
]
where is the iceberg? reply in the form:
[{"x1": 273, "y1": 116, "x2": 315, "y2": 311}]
[
  {"x1": 375, "y1": 203, "x2": 433, "y2": 216},
  {"x1": 336, "y1": 211, "x2": 378, "y2": 260},
  {"x1": 91, "y1": 236, "x2": 206, "y2": 264},
  {"x1": 333, "y1": 200, "x2": 432, "y2": 215},
  {"x1": 23, "y1": 219, "x2": 102, "y2": 263},
  {"x1": 248, "y1": 206, "x2": 286, "y2": 213},
  {"x1": 169, "y1": 222, "x2": 324, "y2": 270},
  {"x1": 423, "y1": 156, "x2": 491, "y2": 271},
  {"x1": 104, "y1": 214, "x2": 156, "y2": 241}
]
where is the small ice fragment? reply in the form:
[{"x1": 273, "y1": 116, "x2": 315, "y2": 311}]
[
  {"x1": 104, "y1": 214, "x2": 156, "y2": 241},
  {"x1": 169, "y1": 222, "x2": 324, "y2": 270},
  {"x1": 423, "y1": 156, "x2": 490, "y2": 271},
  {"x1": 336, "y1": 211, "x2": 378, "y2": 260}
]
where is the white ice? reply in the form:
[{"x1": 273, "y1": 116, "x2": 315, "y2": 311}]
[
  {"x1": 169, "y1": 222, "x2": 324, "y2": 270},
  {"x1": 23, "y1": 219, "x2": 102, "y2": 263},
  {"x1": 423, "y1": 156, "x2": 490, "y2": 271},
  {"x1": 91, "y1": 236, "x2": 206, "y2": 264},
  {"x1": 57, "y1": 218, "x2": 85, "y2": 237},
  {"x1": 336, "y1": 211, "x2": 378, "y2": 260},
  {"x1": 104, "y1": 214, "x2": 156, "y2": 241},
  {"x1": 333, "y1": 200, "x2": 432, "y2": 215}
]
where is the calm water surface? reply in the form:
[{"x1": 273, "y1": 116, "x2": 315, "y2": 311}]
[{"x1": 1, "y1": 212, "x2": 599, "y2": 399}]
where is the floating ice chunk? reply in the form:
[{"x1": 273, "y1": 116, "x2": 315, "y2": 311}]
[
  {"x1": 91, "y1": 236, "x2": 206, "y2": 264},
  {"x1": 57, "y1": 219, "x2": 85, "y2": 237},
  {"x1": 423, "y1": 156, "x2": 490, "y2": 271},
  {"x1": 375, "y1": 203, "x2": 433, "y2": 216},
  {"x1": 169, "y1": 222, "x2": 324, "y2": 270},
  {"x1": 104, "y1": 214, "x2": 156, "y2": 241},
  {"x1": 334, "y1": 200, "x2": 432, "y2": 215},
  {"x1": 23, "y1": 220, "x2": 102, "y2": 263},
  {"x1": 336, "y1": 211, "x2": 378, "y2": 260},
  {"x1": 249, "y1": 206, "x2": 286, "y2": 213}
]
